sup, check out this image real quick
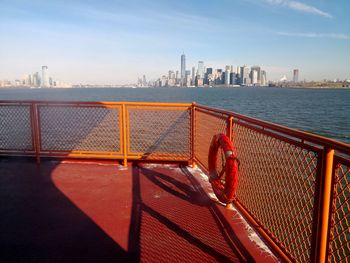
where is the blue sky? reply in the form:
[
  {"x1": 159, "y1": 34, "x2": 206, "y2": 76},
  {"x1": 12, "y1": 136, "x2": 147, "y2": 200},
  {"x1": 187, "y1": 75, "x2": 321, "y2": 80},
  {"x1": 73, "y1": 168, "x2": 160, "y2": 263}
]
[{"x1": 0, "y1": 0, "x2": 349, "y2": 84}]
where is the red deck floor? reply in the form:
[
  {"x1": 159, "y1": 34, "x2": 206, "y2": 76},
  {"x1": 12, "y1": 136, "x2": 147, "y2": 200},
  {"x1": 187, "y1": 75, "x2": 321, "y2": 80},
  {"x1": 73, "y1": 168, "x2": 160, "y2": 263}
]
[{"x1": 0, "y1": 158, "x2": 278, "y2": 262}]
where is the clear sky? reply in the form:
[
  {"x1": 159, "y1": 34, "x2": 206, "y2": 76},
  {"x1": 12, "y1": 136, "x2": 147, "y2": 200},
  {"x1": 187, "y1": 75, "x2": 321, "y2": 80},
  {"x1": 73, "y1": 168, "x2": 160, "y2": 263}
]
[{"x1": 1, "y1": 0, "x2": 349, "y2": 84}]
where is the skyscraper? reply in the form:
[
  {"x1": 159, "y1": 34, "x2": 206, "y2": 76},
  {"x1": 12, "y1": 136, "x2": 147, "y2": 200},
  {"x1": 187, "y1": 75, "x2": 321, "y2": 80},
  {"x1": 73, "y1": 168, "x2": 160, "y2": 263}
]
[
  {"x1": 185, "y1": 70, "x2": 191, "y2": 87},
  {"x1": 240, "y1": 66, "x2": 250, "y2": 85},
  {"x1": 181, "y1": 53, "x2": 186, "y2": 86},
  {"x1": 236, "y1": 66, "x2": 240, "y2": 77},
  {"x1": 33, "y1": 72, "x2": 40, "y2": 86},
  {"x1": 225, "y1": 66, "x2": 231, "y2": 86},
  {"x1": 42, "y1": 66, "x2": 49, "y2": 87},
  {"x1": 251, "y1": 66, "x2": 261, "y2": 85},
  {"x1": 204, "y1": 68, "x2": 212, "y2": 85},
  {"x1": 251, "y1": 70, "x2": 258, "y2": 85},
  {"x1": 22, "y1": 74, "x2": 30, "y2": 86},
  {"x1": 293, "y1": 69, "x2": 299, "y2": 83},
  {"x1": 168, "y1": 71, "x2": 175, "y2": 86},
  {"x1": 197, "y1": 61, "x2": 204, "y2": 79},
  {"x1": 191, "y1": 67, "x2": 196, "y2": 86},
  {"x1": 261, "y1": 70, "x2": 267, "y2": 86},
  {"x1": 206, "y1": 68, "x2": 213, "y2": 75},
  {"x1": 168, "y1": 70, "x2": 173, "y2": 80},
  {"x1": 230, "y1": 72, "x2": 237, "y2": 85}
]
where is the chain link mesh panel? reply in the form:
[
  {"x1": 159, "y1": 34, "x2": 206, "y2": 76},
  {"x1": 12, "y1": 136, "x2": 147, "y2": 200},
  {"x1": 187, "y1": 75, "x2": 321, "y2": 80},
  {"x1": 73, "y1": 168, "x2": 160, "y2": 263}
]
[
  {"x1": 127, "y1": 107, "x2": 190, "y2": 160},
  {"x1": 233, "y1": 121, "x2": 319, "y2": 262},
  {"x1": 0, "y1": 105, "x2": 33, "y2": 151},
  {"x1": 329, "y1": 157, "x2": 350, "y2": 262},
  {"x1": 39, "y1": 105, "x2": 121, "y2": 154},
  {"x1": 194, "y1": 109, "x2": 228, "y2": 171}
]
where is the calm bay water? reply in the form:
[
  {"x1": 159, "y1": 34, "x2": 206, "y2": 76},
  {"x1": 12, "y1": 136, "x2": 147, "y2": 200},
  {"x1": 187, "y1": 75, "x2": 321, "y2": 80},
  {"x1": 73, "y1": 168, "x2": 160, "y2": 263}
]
[{"x1": 0, "y1": 87, "x2": 349, "y2": 144}]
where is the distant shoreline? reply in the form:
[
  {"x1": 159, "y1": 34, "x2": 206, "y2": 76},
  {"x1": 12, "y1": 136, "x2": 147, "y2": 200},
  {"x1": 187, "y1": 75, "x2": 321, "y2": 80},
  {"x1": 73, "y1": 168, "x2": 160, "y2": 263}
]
[
  {"x1": 275, "y1": 86, "x2": 350, "y2": 90},
  {"x1": 1, "y1": 85, "x2": 349, "y2": 90}
]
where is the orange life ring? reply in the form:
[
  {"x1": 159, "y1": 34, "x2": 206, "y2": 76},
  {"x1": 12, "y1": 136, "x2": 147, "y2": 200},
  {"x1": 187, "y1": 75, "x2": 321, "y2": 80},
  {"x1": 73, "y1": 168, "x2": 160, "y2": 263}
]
[{"x1": 208, "y1": 133, "x2": 239, "y2": 204}]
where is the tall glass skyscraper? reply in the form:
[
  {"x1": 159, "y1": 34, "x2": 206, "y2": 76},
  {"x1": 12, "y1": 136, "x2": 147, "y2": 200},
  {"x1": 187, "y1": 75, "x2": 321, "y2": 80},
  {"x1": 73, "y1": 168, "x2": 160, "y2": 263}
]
[
  {"x1": 191, "y1": 66, "x2": 196, "y2": 86},
  {"x1": 41, "y1": 66, "x2": 49, "y2": 87},
  {"x1": 240, "y1": 66, "x2": 250, "y2": 85},
  {"x1": 251, "y1": 66, "x2": 261, "y2": 84},
  {"x1": 197, "y1": 61, "x2": 204, "y2": 78},
  {"x1": 293, "y1": 69, "x2": 299, "y2": 83},
  {"x1": 181, "y1": 53, "x2": 186, "y2": 86}
]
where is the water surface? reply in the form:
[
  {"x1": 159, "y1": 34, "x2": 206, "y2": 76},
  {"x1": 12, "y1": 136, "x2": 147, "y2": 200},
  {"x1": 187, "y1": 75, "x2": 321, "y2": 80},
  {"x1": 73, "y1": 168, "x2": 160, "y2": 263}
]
[{"x1": 0, "y1": 87, "x2": 349, "y2": 144}]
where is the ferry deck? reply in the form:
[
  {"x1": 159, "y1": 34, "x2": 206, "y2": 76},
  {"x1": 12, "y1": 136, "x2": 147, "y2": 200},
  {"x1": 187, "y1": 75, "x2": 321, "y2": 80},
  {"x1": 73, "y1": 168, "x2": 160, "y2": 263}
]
[{"x1": 0, "y1": 101, "x2": 349, "y2": 262}]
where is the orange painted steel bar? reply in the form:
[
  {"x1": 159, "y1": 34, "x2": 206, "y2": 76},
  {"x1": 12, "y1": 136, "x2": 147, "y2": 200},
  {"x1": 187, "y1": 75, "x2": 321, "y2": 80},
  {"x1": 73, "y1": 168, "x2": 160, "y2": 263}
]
[
  {"x1": 315, "y1": 148, "x2": 334, "y2": 263},
  {"x1": 29, "y1": 105, "x2": 36, "y2": 152},
  {"x1": 227, "y1": 116, "x2": 233, "y2": 141},
  {"x1": 0, "y1": 100, "x2": 192, "y2": 107},
  {"x1": 122, "y1": 103, "x2": 128, "y2": 166},
  {"x1": 32, "y1": 103, "x2": 41, "y2": 164},
  {"x1": 191, "y1": 102, "x2": 196, "y2": 167}
]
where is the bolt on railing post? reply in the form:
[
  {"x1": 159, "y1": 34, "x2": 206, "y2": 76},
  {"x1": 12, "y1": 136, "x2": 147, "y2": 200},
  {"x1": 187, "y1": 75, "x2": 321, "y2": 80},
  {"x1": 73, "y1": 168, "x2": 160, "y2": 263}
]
[
  {"x1": 190, "y1": 102, "x2": 196, "y2": 168},
  {"x1": 31, "y1": 103, "x2": 40, "y2": 164},
  {"x1": 315, "y1": 147, "x2": 334, "y2": 263},
  {"x1": 122, "y1": 103, "x2": 128, "y2": 167}
]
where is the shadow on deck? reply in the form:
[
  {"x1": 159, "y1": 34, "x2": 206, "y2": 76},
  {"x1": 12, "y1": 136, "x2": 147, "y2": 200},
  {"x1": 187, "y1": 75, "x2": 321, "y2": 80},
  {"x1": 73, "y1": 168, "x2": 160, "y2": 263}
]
[{"x1": 0, "y1": 158, "x2": 277, "y2": 262}]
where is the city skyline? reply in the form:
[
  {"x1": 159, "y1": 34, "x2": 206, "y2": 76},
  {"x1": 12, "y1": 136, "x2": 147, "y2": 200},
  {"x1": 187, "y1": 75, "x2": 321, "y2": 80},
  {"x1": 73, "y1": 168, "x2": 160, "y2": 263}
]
[
  {"x1": 1, "y1": 0, "x2": 349, "y2": 84},
  {"x1": 1, "y1": 65, "x2": 72, "y2": 88},
  {"x1": 138, "y1": 53, "x2": 270, "y2": 87}
]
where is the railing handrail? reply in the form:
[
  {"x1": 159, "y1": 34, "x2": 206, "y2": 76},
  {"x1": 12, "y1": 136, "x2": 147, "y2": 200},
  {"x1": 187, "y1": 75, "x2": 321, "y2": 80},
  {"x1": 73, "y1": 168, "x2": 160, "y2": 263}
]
[
  {"x1": 0, "y1": 100, "x2": 192, "y2": 107},
  {"x1": 195, "y1": 103, "x2": 350, "y2": 156},
  {"x1": 1, "y1": 99, "x2": 348, "y2": 154}
]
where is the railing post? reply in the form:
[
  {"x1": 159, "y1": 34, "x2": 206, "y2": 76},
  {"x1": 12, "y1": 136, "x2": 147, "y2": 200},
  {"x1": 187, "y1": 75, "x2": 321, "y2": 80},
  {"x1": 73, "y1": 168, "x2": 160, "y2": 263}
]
[
  {"x1": 122, "y1": 103, "x2": 128, "y2": 167},
  {"x1": 225, "y1": 116, "x2": 233, "y2": 209},
  {"x1": 31, "y1": 103, "x2": 40, "y2": 164},
  {"x1": 315, "y1": 147, "x2": 334, "y2": 263},
  {"x1": 190, "y1": 102, "x2": 196, "y2": 168},
  {"x1": 227, "y1": 116, "x2": 233, "y2": 141}
]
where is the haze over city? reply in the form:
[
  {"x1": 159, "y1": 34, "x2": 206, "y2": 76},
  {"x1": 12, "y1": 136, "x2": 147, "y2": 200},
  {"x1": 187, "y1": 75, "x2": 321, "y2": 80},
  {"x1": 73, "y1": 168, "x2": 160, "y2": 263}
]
[{"x1": 1, "y1": 0, "x2": 349, "y2": 84}]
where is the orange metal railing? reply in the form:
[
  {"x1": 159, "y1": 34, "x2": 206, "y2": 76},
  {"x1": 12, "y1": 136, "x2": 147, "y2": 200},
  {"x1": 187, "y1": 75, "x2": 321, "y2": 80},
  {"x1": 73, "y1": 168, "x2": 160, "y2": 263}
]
[
  {"x1": 0, "y1": 101, "x2": 192, "y2": 164},
  {"x1": 0, "y1": 100, "x2": 349, "y2": 262},
  {"x1": 192, "y1": 103, "x2": 350, "y2": 263}
]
